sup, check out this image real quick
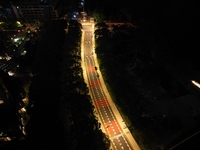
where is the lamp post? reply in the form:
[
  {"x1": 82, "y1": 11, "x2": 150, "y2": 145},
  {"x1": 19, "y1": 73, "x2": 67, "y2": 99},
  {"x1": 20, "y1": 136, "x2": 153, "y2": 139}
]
[{"x1": 81, "y1": 0, "x2": 85, "y2": 12}]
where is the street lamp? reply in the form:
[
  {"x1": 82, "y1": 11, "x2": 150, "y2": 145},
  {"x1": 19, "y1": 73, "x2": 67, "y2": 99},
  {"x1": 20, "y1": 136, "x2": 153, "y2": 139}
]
[{"x1": 80, "y1": 0, "x2": 85, "y2": 12}]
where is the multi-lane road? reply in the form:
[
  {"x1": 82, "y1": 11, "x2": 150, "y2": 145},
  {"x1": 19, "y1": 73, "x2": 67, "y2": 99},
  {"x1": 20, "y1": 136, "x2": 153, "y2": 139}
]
[{"x1": 81, "y1": 22, "x2": 141, "y2": 150}]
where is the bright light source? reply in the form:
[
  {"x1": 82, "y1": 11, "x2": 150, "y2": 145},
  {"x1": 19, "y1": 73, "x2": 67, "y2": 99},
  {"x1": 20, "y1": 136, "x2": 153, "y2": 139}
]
[
  {"x1": 21, "y1": 50, "x2": 27, "y2": 55},
  {"x1": 14, "y1": 37, "x2": 20, "y2": 42},
  {"x1": 16, "y1": 21, "x2": 21, "y2": 25},
  {"x1": 0, "y1": 100, "x2": 4, "y2": 104},
  {"x1": 6, "y1": 137, "x2": 11, "y2": 141},
  {"x1": 8, "y1": 71, "x2": 14, "y2": 76},
  {"x1": 191, "y1": 80, "x2": 200, "y2": 89},
  {"x1": 20, "y1": 107, "x2": 26, "y2": 112}
]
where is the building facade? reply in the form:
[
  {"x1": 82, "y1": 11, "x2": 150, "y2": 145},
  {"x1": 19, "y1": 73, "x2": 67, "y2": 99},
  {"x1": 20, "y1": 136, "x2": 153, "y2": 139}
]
[{"x1": 10, "y1": 0, "x2": 64, "y2": 20}]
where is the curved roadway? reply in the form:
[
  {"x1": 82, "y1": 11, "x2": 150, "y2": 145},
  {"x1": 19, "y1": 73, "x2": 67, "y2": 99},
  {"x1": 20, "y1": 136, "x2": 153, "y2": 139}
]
[{"x1": 81, "y1": 22, "x2": 141, "y2": 150}]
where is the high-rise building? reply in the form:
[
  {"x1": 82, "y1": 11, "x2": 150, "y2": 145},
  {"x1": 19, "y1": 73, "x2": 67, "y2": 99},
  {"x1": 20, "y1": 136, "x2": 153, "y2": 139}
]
[{"x1": 10, "y1": 0, "x2": 64, "y2": 20}]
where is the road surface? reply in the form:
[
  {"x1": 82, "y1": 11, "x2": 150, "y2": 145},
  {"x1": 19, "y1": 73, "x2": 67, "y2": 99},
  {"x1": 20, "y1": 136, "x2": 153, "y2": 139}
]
[{"x1": 81, "y1": 22, "x2": 141, "y2": 150}]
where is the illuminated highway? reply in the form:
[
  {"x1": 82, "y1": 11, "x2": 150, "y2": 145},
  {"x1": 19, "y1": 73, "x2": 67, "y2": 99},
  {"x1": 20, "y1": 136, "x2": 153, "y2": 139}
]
[{"x1": 81, "y1": 22, "x2": 141, "y2": 150}]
